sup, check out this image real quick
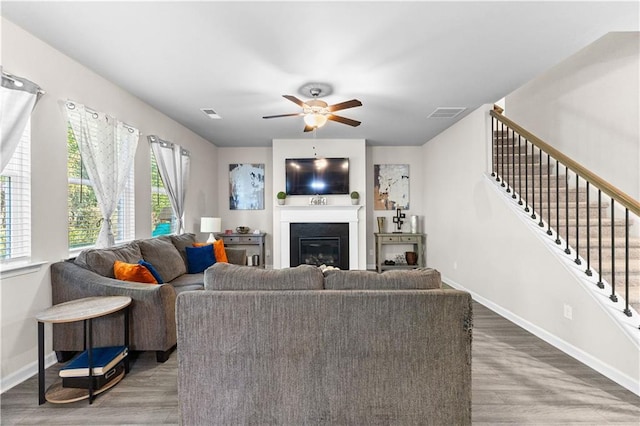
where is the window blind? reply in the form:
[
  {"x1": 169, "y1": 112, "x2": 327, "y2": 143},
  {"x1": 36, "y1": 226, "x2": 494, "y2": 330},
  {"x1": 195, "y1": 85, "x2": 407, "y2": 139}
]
[{"x1": 0, "y1": 121, "x2": 31, "y2": 261}]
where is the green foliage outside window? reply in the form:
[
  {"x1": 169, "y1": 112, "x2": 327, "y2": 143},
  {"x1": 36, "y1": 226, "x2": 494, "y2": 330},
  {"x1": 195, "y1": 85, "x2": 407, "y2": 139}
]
[
  {"x1": 151, "y1": 152, "x2": 174, "y2": 237},
  {"x1": 67, "y1": 127, "x2": 101, "y2": 248}
]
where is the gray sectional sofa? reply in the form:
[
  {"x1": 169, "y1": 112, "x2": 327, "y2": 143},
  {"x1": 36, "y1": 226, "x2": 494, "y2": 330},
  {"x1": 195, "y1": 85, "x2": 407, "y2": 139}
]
[
  {"x1": 50, "y1": 233, "x2": 246, "y2": 362},
  {"x1": 177, "y1": 263, "x2": 473, "y2": 425}
]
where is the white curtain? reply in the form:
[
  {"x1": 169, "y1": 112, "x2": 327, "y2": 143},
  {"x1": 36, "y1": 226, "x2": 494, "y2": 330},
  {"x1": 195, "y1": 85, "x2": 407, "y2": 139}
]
[
  {"x1": 148, "y1": 135, "x2": 190, "y2": 233},
  {"x1": 1, "y1": 69, "x2": 43, "y2": 172},
  {"x1": 66, "y1": 101, "x2": 139, "y2": 248}
]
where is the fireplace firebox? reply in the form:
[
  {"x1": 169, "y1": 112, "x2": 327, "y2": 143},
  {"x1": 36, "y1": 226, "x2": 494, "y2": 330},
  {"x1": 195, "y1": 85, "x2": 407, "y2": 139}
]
[{"x1": 290, "y1": 223, "x2": 349, "y2": 269}]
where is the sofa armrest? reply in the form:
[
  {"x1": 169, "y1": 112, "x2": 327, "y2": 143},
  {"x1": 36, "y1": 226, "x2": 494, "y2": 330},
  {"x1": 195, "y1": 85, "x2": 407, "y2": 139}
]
[
  {"x1": 224, "y1": 247, "x2": 246, "y2": 266},
  {"x1": 50, "y1": 260, "x2": 177, "y2": 352}
]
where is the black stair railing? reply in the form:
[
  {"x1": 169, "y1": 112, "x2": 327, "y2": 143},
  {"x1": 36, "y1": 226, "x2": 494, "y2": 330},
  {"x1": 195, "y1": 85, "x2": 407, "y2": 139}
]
[{"x1": 490, "y1": 108, "x2": 640, "y2": 320}]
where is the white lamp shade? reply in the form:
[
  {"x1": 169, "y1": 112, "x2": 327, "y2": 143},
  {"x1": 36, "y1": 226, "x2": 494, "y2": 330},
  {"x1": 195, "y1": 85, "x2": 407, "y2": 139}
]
[{"x1": 201, "y1": 217, "x2": 221, "y2": 243}]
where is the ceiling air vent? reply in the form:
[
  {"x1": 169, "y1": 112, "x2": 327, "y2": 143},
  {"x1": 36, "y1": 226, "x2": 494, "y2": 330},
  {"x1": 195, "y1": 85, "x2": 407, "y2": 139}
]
[
  {"x1": 200, "y1": 108, "x2": 222, "y2": 119},
  {"x1": 428, "y1": 107, "x2": 466, "y2": 119}
]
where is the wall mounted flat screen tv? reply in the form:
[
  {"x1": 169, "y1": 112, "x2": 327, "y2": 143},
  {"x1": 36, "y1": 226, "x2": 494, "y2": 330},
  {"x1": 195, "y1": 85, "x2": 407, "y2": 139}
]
[{"x1": 285, "y1": 158, "x2": 350, "y2": 195}]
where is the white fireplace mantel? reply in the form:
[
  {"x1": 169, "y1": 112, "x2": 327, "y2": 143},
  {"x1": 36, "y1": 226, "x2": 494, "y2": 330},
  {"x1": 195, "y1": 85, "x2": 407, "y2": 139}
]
[{"x1": 277, "y1": 205, "x2": 363, "y2": 269}]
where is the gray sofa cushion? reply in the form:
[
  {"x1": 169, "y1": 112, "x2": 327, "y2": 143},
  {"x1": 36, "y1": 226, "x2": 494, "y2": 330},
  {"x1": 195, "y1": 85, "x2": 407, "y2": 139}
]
[
  {"x1": 205, "y1": 263, "x2": 324, "y2": 290},
  {"x1": 138, "y1": 236, "x2": 186, "y2": 282},
  {"x1": 169, "y1": 233, "x2": 197, "y2": 269},
  {"x1": 74, "y1": 242, "x2": 142, "y2": 278},
  {"x1": 323, "y1": 267, "x2": 442, "y2": 290}
]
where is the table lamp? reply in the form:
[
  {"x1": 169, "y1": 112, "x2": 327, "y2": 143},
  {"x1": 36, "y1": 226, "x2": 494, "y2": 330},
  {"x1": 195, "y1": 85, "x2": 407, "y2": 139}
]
[{"x1": 200, "y1": 217, "x2": 221, "y2": 243}]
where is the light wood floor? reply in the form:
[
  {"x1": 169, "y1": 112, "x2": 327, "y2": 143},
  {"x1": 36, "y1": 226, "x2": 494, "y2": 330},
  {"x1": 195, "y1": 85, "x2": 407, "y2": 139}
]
[{"x1": 1, "y1": 302, "x2": 639, "y2": 425}]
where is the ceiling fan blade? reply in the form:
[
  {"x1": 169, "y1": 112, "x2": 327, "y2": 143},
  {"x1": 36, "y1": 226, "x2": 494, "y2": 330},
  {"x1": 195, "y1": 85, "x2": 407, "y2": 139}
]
[
  {"x1": 327, "y1": 99, "x2": 362, "y2": 113},
  {"x1": 283, "y1": 95, "x2": 307, "y2": 107},
  {"x1": 303, "y1": 124, "x2": 315, "y2": 132},
  {"x1": 327, "y1": 114, "x2": 361, "y2": 127},
  {"x1": 262, "y1": 113, "x2": 304, "y2": 119}
]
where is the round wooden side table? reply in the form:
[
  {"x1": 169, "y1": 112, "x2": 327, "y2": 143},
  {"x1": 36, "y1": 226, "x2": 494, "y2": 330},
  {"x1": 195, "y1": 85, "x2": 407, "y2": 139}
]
[{"x1": 36, "y1": 296, "x2": 131, "y2": 405}]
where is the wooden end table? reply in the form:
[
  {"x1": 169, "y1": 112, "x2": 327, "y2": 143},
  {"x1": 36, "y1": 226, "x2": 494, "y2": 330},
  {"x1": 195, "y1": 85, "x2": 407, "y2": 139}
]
[{"x1": 36, "y1": 296, "x2": 131, "y2": 405}]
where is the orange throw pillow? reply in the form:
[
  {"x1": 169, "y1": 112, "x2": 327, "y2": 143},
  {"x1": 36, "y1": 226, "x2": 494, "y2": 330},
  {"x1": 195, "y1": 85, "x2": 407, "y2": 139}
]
[
  {"x1": 193, "y1": 240, "x2": 228, "y2": 263},
  {"x1": 213, "y1": 239, "x2": 228, "y2": 263},
  {"x1": 114, "y1": 260, "x2": 158, "y2": 284}
]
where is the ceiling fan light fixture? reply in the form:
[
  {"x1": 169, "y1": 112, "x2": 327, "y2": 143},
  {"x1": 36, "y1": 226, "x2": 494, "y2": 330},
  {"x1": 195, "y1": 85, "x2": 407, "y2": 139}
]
[{"x1": 303, "y1": 113, "x2": 328, "y2": 128}]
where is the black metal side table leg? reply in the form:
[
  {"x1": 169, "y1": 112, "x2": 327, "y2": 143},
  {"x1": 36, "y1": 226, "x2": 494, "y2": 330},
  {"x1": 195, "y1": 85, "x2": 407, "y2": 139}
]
[
  {"x1": 124, "y1": 306, "x2": 130, "y2": 374},
  {"x1": 86, "y1": 318, "x2": 94, "y2": 404},
  {"x1": 38, "y1": 321, "x2": 45, "y2": 405}
]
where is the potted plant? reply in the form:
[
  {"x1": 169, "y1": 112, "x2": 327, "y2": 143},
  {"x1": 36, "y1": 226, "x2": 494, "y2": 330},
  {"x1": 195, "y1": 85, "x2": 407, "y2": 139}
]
[
  {"x1": 350, "y1": 191, "x2": 360, "y2": 205},
  {"x1": 277, "y1": 191, "x2": 287, "y2": 205}
]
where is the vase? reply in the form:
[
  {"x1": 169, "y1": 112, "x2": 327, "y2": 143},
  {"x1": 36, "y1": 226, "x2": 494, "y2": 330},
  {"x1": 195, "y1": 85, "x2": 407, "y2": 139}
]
[
  {"x1": 410, "y1": 215, "x2": 418, "y2": 233},
  {"x1": 405, "y1": 251, "x2": 418, "y2": 266},
  {"x1": 377, "y1": 217, "x2": 385, "y2": 233},
  {"x1": 277, "y1": 199, "x2": 285, "y2": 205}
]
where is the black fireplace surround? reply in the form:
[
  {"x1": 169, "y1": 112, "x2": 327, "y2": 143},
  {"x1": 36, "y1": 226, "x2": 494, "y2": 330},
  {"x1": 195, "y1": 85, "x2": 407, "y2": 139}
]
[{"x1": 290, "y1": 223, "x2": 349, "y2": 270}]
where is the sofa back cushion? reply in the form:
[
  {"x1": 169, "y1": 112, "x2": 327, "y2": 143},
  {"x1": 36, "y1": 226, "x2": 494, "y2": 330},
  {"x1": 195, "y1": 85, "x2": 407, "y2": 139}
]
[
  {"x1": 170, "y1": 233, "x2": 197, "y2": 269},
  {"x1": 205, "y1": 263, "x2": 324, "y2": 290},
  {"x1": 323, "y1": 268, "x2": 442, "y2": 290},
  {"x1": 75, "y1": 242, "x2": 142, "y2": 278},
  {"x1": 138, "y1": 236, "x2": 186, "y2": 282}
]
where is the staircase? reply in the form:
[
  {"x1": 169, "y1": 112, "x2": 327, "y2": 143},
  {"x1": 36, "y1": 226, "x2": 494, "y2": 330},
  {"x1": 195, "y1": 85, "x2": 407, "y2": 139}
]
[{"x1": 491, "y1": 111, "x2": 640, "y2": 318}]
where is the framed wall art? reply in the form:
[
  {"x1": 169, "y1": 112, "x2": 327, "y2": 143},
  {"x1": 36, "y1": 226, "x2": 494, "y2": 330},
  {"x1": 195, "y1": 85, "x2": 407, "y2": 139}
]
[
  {"x1": 229, "y1": 163, "x2": 265, "y2": 210},
  {"x1": 373, "y1": 164, "x2": 409, "y2": 210}
]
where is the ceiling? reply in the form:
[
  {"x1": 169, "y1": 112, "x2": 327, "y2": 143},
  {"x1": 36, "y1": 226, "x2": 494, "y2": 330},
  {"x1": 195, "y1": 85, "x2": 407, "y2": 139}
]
[{"x1": 2, "y1": 1, "x2": 638, "y2": 147}]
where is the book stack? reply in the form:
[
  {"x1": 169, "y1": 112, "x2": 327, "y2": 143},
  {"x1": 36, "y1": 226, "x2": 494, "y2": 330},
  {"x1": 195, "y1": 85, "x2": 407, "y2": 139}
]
[{"x1": 60, "y1": 345, "x2": 128, "y2": 389}]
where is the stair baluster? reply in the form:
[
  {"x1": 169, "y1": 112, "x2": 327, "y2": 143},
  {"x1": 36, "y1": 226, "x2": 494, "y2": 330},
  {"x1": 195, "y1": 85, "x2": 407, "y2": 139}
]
[
  {"x1": 597, "y1": 190, "x2": 605, "y2": 289},
  {"x1": 585, "y1": 182, "x2": 592, "y2": 276},
  {"x1": 624, "y1": 209, "x2": 631, "y2": 317}
]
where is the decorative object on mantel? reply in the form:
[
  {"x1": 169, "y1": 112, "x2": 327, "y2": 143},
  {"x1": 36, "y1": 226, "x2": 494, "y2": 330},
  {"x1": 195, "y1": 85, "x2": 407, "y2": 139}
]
[
  {"x1": 350, "y1": 191, "x2": 360, "y2": 205},
  {"x1": 229, "y1": 163, "x2": 265, "y2": 210},
  {"x1": 376, "y1": 217, "x2": 386, "y2": 233},
  {"x1": 201, "y1": 217, "x2": 221, "y2": 243},
  {"x1": 309, "y1": 195, "x2": 327, "y2": 205},
  {"x1": 392, "y1": 208, "x2": 405, "y2": 232},
  {"x1": 277, "y1": 191, "x2": 286, "y2": 205},
  {"x1": 373, "y1": 164, "x2": 410, "y2": 210}
]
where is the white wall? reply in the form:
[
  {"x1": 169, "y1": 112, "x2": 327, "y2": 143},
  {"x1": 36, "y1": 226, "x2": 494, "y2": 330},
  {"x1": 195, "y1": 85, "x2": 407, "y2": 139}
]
[
  {"x1": 506, "y1": 32, "x2": 639, "y2": 200},
  {"x1": 272, "y1": 139, "x2": 367, "y2": 269},
  {"x1": 366, "y1": 146, "x2": 425, "y2": 268},
  {"x1": 423, "y1": 105, "x2": 639, "y2": 393},
  {"x1": 0, "y1": 18, "x2": 219, "y2": 390}
]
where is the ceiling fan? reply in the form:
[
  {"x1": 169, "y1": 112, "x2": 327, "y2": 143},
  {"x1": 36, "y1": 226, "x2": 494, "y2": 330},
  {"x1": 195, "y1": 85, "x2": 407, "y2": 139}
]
[{"x1": 263, "y1": 85, "x2": 362, "y2": 132}]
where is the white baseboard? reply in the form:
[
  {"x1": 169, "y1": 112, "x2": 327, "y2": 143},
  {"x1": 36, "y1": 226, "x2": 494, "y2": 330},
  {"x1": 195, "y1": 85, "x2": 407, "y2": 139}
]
[
  {"x1": 1, "y1": 351, "x2": 57, "y2": 394},
  {"x1": 444, "y1": 275, "x2": 640, "y2": 397}
]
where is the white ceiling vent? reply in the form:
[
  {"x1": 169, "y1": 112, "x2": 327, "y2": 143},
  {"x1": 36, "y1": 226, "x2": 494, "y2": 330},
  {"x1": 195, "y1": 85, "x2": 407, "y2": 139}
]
[
  {"x1": 200, "y1": 108, "x2": 222, "y2": 119},
  {"x1": 428, "y1": 107, "x2": 466, "y2": 119}
]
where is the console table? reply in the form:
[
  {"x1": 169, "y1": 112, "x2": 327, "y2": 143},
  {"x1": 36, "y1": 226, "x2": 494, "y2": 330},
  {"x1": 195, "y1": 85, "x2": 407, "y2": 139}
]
[
  {"x1": 36, "y1": 296, "x2": 131, "y2": 405},
  {"x1": 375, "y1": 233, "x2": 426, "y2": 272},
  {"x1": 216, "y1": 232, "x2": 266, "y2": 268}
]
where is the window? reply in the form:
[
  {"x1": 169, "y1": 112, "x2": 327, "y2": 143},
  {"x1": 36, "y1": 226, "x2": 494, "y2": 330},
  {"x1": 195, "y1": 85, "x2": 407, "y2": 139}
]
[
  {"x1": 67, "y1": 127, "x2": 135, "y2": 249},
  {"x1": 0, "y1": 121, "x2": 31, "y2": 261},
  {"x1": 151, "y1": 149, "x2": 175, "y2": 237}
]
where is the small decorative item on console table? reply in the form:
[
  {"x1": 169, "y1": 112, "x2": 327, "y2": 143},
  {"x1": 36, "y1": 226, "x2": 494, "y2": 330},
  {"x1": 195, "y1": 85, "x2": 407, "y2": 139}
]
[{"x1": 36, "y1": 296, "x2": 131, "y2": 405}]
